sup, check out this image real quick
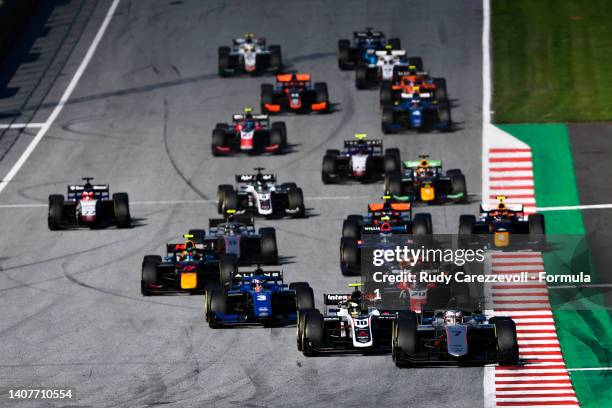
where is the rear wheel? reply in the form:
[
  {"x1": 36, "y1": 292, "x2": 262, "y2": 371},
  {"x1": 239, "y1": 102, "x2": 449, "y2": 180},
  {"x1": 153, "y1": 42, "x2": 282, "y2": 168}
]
[
  {"x1": 433, "y1": 77, "x2": 448, "y2": 101},
  {"x1": 268, "y1": 45, "x2": 282, "y2": 71},
  {"x1": 342, "y1": 217, "x2": 361, "y2": 239},
  {"x1": 212, "y1": 129, "x2": 226, "y2": 156},
  {"x1": 112, "y1": 193, "x2": 131, "y2": 228},
  {"x1": 261, "y1": 84, "x2": 274, "y2": 113},
  {"x1": 459, "y1": 214, "x2": 476, "y2": 246},
  {"x1": 288, "y1": 187, "x2": 305, "y2": 218},
  {"x1": 271, "y1": 122, "x2": 287, "y2": 149},
  {"x1": 438, "y1": 104, "x2": 452, "y2": 131},
  {"x1": 302, "y1": 310, "x2": 324, "y2": 356},
  {"x1": 382, "y1": 105, "x2": 395, "y2": 134},
  {"x1": 294, "y1": 286, "x2": 315, "y2": 310},
  {"x1": 450, "y1": 174, "x2": 468, "y2": 203},
  {"x1": 222, "y1": 188, "x2": 238, "y2": 214},
  {"x1": 386, "y1": 174, "x2": 403, "y2": 196},
  {"x1": 491, "y1": 317, "x2": 519, "y2": 365},
  {"x1": 207, "y1": 287, "x2": 227, "y2": 328},
  {"x1": 217, "y1": 185, "x2": 233, "y2": 214},
  {"x1": 296, "y1": 307, "x2": 315, "y2": 351},
  {"x1": 260, "y1": 227, "x2": 278, "y2": 264},
  {"x1": 337, "y1": 39, "x2": 351, "y2": 69},
  {"x1": 380, "y1": 81, "x2": 393, "y2": 105},
  {"x1": 413, "y1": 213, "x2": 432, "y2": 235},
  {"x1": 321, "y1": 155, "x2": 337, "y2": 184},
  {"x1": 141, "y1": 255, "x2": 161, "y2": 295},
  {"x1": 314, "y1": 82, "x2": 329, "y2": 110},
  {"x1": 218, "y1": 254, "x2": 238, "y2": 288},
  {"x1": 355, "y1": 65, "x2": 368, "y2": 89},
  {"x1": 48, "y1": 194, "x2": 64, "y2": 230},
  {"x1": 340, "y1": 237, "x2": 359, "y2": 276},
  {"x1": 218, "y1": 46, "x2": 231, "y2": 77},
  {"x1": 384, "y1": 148, "x2": 401, "y2": 173},
  {"x1": 269, "y1": 128, "x2": 284, "y2": 154}
]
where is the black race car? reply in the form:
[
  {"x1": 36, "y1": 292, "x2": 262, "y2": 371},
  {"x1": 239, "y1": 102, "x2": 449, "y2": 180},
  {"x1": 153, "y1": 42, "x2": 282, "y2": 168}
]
[
  {"x1": 141, "y1": 231, "x2": 235, "y2": 296},
  {"x1": 218, "y1": 33, "x2": 282, "y2": 76},
  {"x1": 321, "y1": 134, "x2": 401, "y2": 184},
  {"x1": 48, "y1": 177, "x2": 130, "y2": 230},
  {"x1": 459, "y1": 196, "x2": 545, "y2": 248},
  {"x1": 340, "y1": 196, "x2": 433, "y2": 276},
  {"x1": 384, "y1": 155, "x2": 467, "y2": 204},
  {"x1": 217, "y1": 168, "x2": 305, "y2": 218},
  {"x1": 212, "y1": 109, "x2": 287, "y2": 156},
  {"x1": 261, "y1": 73, "x2": 329, "y2": 114},
  {"x1": 337, "y1": 28, "x2": 400, "y2": 70}
]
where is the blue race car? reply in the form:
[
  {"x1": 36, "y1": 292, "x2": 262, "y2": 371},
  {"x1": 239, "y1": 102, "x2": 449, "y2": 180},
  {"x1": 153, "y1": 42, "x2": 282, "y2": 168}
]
[
  {"x1": 381, "y1": 92, "x2": 451, "y2": 133},
  {"x1": 204, "y1": 268, "x2": 315, "y2": 328},
  {"x1": 337, "y1": 28, "x2": 400, "y2": 70}
]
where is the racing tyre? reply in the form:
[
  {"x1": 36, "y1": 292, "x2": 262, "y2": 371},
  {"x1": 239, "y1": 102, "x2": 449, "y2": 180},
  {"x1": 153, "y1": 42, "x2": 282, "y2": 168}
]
[
  {"x1": 113, "y1": 193, "x2": 131, "y2": 228},
  {"x1": 528, "y1": 213, "x2": 546, "y2": 247},
  {"x1": 295, "y1": 286, "x2": 315, "y2": 310},
  {"x1": 212, "y1": 128, "x2": 226, "y2": 156},
  {"x1": 261, "y1": 84, "x2": 275, "y2": 113},
  {"x1": 340, "y1": 237, "x2": 359, "y2": 276},
  {"x1": 288, "y1": 187, "x2": 305, "y2": 218},
  {"x1": 260, "y1": 227, "x2": 278, "y2": 264},
  {"x1": 207, "y1": 287, "x2": 228, "y2": 328},
  {"x1": 321, "y1": 155, "x2": 337, "y2": 184},
  {"x1": 268, "y1": 45, "x2": 282, "y2": 72},
  {"x1": 438, "y1": 104, "x2": 452, "y2": 131},
  {"x1": 337, "y1": 39, "x2": 351, "y2": 70},
  {"x1": 355, "y1": 64, "x2": 368, "y2": 89},
  {"x1": 281, "y1": 182, "x2": 297, "y2": 190},
  {"x1": 314, "y1": 82, "x2": 329, "y2": 111},
  {"x1": 222, "y1": 188, "x2": 238, "y2": 213},
  {"x1": 381, "y1": 105, "x2": 395, "y2": 134},
  {"x1": 218, "y1": 254, "x2": 238, "y2": 288},
  {"x1": 342, "y1": 217, "x2": 361, "y2": 239},
  {"x1": 384, "y1": 148, "x2": 401, "y2": 173},
  {"x1": 450, "y1": 174, "x2": 468, "y2": 203},
  {"x1": 407, "y1": 57, "x2": 423, "y2": 72},
  {"x1": 380, "y1": 81, "x2": 393, "y2": 106},
  {"x1": 413, "y1": 213, "x2": 433, "y2": 235},
  {"x1": 141, "y1": 255, "x2": 161, "y2": 295},
  {"x1": 491, "y1": 317, "x2": 519, "y2": 365},
  {"x1": 296, "y1": 307, "x2": 315, "y2": 351},
  {"x1": 459, "y1": 215, "x2": 476, "y2": 246},
  {"x1": 48, "y1": 194, "x2": 64, "y2": 230},
  {"x1": 386, "y1": 173, "x2": 403, "y2": 196},
  {"x1": 302, "y1": 310, "x2": 324, "y2": 357},
  {"x1": 446, "y1": 169, "x2": 462, "y2": 177},
  {"x1": 325, "y1": 149, "x2": 340, "y2": 157},
  {"x1": 388, "y1": 38, "x2": 401, "y2": 50},
  {"x1": 217, "y1": 185, "x2": 233, "y2": 214},
  {"x1": 393, "y1": 315, "x2": 417, "y2": 367},
  {"x1": 269, "y1": 128, "x2": 285, "y2": 154},
  {"x1": 218, "y1": 46, "x2": 231, "y2": 77},
  {"x1": 289, "y1": 282, "x2": 310, "y2": 291},
  {"x1": 433, "y1": 77, "x2": 448, "y2": 102},
  {"x1": 271, "y1": 122, "x2": 288, "y2": 148}
]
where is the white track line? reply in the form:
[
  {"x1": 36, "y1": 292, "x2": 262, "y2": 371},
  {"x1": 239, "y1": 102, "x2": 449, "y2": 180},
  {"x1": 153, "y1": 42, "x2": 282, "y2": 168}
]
[
  {"x1": 0, "y1": 0, "x2": 121, "y2": 195},
  {"x1": 537, "y1": 203, "x2": 612, "y2": 211},
  {"x1": 0, "y1": 123, "x2": 46, "y2": 129}
]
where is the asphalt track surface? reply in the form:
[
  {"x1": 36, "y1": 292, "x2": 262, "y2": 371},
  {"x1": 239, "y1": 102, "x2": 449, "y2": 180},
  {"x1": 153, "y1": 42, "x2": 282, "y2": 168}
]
[{"x1": 0, "y1": 1, "x2": 484, "y2": 407}]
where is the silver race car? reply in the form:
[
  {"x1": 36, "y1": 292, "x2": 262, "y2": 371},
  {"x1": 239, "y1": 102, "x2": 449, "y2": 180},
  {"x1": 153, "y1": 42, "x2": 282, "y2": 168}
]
[
  {"x1": 218, "y1": 33, "x2": 282, "y2": 76},
  {"x1": 217, "y1": 168, "x2": 305, "y2": 218}
]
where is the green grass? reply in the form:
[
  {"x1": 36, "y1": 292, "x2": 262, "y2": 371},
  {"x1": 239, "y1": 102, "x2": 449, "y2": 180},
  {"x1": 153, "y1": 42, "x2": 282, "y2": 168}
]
[{"x1": 492, "y1": 0, "x2": 612, "y2": 122}]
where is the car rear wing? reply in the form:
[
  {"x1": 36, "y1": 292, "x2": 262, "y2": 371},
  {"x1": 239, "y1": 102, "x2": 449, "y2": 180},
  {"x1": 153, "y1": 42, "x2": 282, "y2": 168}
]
[
  {"x1": 166, "y1": 243, "x2": 214, "y2": 255},
  {"x1": 276, "y1": 73, "x2": 311, "y2": 83},
  {"x1": 375, "y1": 50, "x2": 405, "y2": 57},
  {"x1": 323, "y1": 293, "x2": 351, "y2": 305},
  {"x1": 235, "y1": 173, "x2": 276, "y2": 183},
  {"x1": 67, "y1": 184, "x2": 110, "y2": 200},
  {"x1": 232, "y1": 114, "x2": 269, "y2": 122},
  {"x1": 208, "y1": 216, "x2": 255, "y2": 228},
  {"x1": 403, "y1": 159, "x2": 442, "y2": 168},
  {"x1": 361, "y1": 222, "x2": 409, "y2": 234},
  {"x1": 354, "y1": 30, "x2": 384, "y2": 38},
  {"x1": 343, "y1": 139, "x2": 382, "y2": 148},
  {"x1": 232, "y1": 270, "x2": 283, "y2": 283},
  {"x1": 393, "y1": 68, "x2": 428, "y2": 78},
  {"x1": 479, "y1": 203, "x2": 524, "y2": 213}
]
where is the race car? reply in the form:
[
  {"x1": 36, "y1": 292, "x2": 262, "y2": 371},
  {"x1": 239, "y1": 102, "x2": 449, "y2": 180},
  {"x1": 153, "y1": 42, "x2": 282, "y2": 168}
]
[
  {"x1": 384, "y1": 155, "x2": 467, "y2": 204},
  {"x1": 203, "y1": 212, "x2": 279, "y2": 265},
  {"x1": 380, "y1": 68, "x2": 448, "y2": 106},
  {"x1": 48, "y1": 177, "x2": 130, "y2": 230},
  {"x1": 217, "y1": 167, "x2": 305, "y2": 218},
  {"x1": 392, "y1": 309, "x2": 519, "y2": 367},
  {"x1": 204, "y1": 267, "x2": 315, "y2": 328},
  {"x1": 297, "y1": 284, "x2": 401, "y2": 356},
  {"x1": 381, "y1": 90, "x2": 451, "y2": 133},
  {"x1": 355, "y1": 46, "x2": 423, "y2": 89},
  {"x1": 337, "y1": 27, "x2": 401, "y2": 70},
  {"x1": 321, "y1": 134, "x2": 401, "y2": 184},
  {"x1": 459, "y1": 196, "x2": 545, "y2": 248},
  {"x1": 141, "y1": 232, "x2": 236, "y2": 296},
  {"x1": 212, "y1": 108, "x2": 287, "y2": 156},
  {"x1": 340, "y1": 196, "x2": 433, "y2": 276},
  {"x1": 260, "y1": 72, "x2": 329, "y2": 114},
  {"x1": 218, "y1": 33, "x2": 282, "y2": 76}
]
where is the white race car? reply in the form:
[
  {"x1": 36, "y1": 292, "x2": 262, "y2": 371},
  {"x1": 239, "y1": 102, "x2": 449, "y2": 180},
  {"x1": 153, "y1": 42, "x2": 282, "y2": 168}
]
[{"x1": 218, "y1": 33, "x2": 282, "y2": 76}]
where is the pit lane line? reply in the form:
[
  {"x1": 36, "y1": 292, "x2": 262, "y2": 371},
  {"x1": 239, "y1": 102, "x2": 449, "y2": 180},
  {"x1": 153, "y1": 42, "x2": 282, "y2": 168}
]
[{"x1": 0, "y1": 0, "x2": 122, "y2": 195}]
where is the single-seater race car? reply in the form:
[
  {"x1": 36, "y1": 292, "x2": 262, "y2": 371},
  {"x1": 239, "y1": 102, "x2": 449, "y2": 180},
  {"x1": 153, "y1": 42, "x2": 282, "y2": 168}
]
[
  {"x1": 204, "y1": 267, "x2": 314, "y2": 328},
  {"x1": 459, "y1": 196, "x2": 545, "y2": 249},
  {"x1": 141, "y1": 231, "x2": 236, "y2": 296},
  {"x1": 204, "y1": 212, "x2": 279, "y2": 265},
  {"x1": 337, "y1": 27, "x2": 401, "y2": 70},
  {"x1": 48, "y1": 177, "x2": 130, "y2": 230},
  {"x1": 380, "y1": 68, "x2": 448, "y2": 106},
  {"x1": 392, "y1": 308, "x2": 519, "y2": 367},
  {"x1": 355, "y1": 46, "x2": 423, "y2": 90},
  {"x1": 298, "y1": 284, "x2": 402, "y2": 356},
  {"x1": 381, "y1": 88, "x2": 451, "y2": 133},
  {"x1": 384, "y1": 155, "x2": 467, "y2": 204},
  {"x1": 261, "y1": 73, "x2": 329, "y2": 114},
  {"x1": 212, "y1": 108, "x2": 287, "y2": 156},
  {"x1": 217, "y1": 167, "x2": 305, "y2": 218},
  {"x1": 218, "y1": 33, "x2": 282, "y2": 76},
  {"x1": 321, "y1": 134, "x2": 401, "y2": 184},
  {"x1": 340, "y1": 196, "x2": 433, "y2": 276}
]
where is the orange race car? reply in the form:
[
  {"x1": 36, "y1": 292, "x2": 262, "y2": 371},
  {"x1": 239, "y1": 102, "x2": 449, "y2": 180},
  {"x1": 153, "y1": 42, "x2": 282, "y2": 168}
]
[
  {"x1": 380, "y1": 69, "x2": 448, "y2": 107},
  {"x1": 261, "y1": 72, "x2": 329, "y2": 114}
]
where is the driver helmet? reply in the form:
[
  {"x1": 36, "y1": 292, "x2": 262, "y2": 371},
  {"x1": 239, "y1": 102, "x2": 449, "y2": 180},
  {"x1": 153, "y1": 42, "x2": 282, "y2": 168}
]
[
  {"x1": 253, "y1": 278, "x2": 262, "y2": 292},
  {"x1": 444, "y1": 310, "x2": 463, "y2": 325},
  {"x1": 244, "y1": 32, "x2": 254, "y2": 43}
]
